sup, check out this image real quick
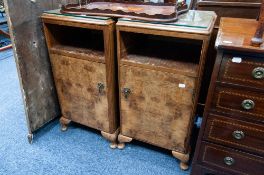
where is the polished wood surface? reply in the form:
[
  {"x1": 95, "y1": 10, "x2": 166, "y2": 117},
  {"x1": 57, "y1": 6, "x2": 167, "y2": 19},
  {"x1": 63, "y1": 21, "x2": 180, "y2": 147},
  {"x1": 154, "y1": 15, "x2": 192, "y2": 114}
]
[
  {"x1": 117, "y1": 10, "x2": 216, "y2": 170},
  {"x1": 50, "y1": 54, "x2": 109, "y2": 131},
  {"x1": 191, "y1": 18, "x2": 264, "y2": 175},
  {"x1": 218, "y1": 53, "x2": 264, "y2": 90},
  {"x1": 117, "y1": 10, "x2": 216, "y2": 35},
  {"x1": 251, "y1": 0, "x2": 264, "y2": 46},
  {"x1": 120, "y1": 65, "x2": 195, "y2": 152},
  {"x1": 216, "y1": 18, "x2": 264, "y2": 53},
  {"x1": 211, "y1": 85, "x2": 264, "y2": 122},
  {"x1": 198, "y1": 142, "x2": 264, "y2": 175},
  {"x1": 196, "y1": 0, "x2": 261, "y2": 26},
  {"x1": 196, "y1": 0, "x2": 261, "y2": 113},
  {"x1": 42, "y1": 13, "x2": 119, "y2": 148},
  {"x1": 204, "y1": 114, "x2": 264, "y2": 155},
  {"x1": 61, "y1": 0, "x2": 188, "y2": 22}
]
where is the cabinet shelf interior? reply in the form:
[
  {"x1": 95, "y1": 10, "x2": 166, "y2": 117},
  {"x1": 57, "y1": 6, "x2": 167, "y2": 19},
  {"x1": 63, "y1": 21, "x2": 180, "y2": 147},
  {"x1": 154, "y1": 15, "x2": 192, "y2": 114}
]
[
  {"x1": 120, "y1": 32, "x2": 202, "y2": 75},
  {"x1": 45, "y1": 24, "x2": 104, "y2": 58}
]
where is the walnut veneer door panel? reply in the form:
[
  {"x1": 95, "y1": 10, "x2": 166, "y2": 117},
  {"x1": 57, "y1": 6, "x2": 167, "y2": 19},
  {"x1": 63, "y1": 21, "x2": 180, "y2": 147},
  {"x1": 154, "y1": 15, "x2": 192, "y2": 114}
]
[
  {"x1": 212, "y1": 85, "x2": 264, "y2": 123},
  {"x1": 218, "y1": 54, "x2": 264, "y2": 90},
  {"x1": 120, "y1": 65, "x2": 196, "y2": 152},
  {"x1": 50, "y1": 54, "x2": 109, "y2": 132},
  {"x1": 198, "y1": 142, "x2": 264, "y2": 175},
  {"x1": 204, "y1": 114, "x2": 264, "y2": 155}
]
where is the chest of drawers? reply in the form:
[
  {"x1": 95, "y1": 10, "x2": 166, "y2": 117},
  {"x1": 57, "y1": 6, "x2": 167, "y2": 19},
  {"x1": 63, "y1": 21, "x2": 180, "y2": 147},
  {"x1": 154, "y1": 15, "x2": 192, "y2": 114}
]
[
  {"x1": 191, "y1": 18, "x2": 264, "y2": 175},
  {"x1": 41, "y1": 10, "x2": 119, "y2": 148}
]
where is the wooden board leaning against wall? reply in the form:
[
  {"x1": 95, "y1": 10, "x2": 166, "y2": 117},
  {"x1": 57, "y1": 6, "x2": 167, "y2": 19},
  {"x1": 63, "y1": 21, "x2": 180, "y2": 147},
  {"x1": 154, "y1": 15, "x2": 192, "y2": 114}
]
[{"x1": 4, "y1": 0, "x2": 79, "y2": 143}]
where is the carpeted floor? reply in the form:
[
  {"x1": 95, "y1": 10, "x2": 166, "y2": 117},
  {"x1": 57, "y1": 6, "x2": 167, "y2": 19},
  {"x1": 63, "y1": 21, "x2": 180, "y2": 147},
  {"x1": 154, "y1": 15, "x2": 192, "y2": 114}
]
[{"x1": 0, "y1": 49, "x2": 191, "y2": 175}]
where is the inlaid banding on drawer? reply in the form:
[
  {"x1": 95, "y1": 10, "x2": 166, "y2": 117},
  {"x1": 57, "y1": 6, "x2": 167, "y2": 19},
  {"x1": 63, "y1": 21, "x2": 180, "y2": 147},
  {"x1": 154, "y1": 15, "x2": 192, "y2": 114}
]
[
  {"x1": 212, "y1": 86, "x2": 264, "y2": 122},
  {"x1": 198, "y1": 142, "x2": 264, "y2": 175},
  {"x1": 219, "y1": 54, "x2": 264, "y2": 89},
  {"x1": 204, "y1": 114, "x2": 264, "y2": 155}
]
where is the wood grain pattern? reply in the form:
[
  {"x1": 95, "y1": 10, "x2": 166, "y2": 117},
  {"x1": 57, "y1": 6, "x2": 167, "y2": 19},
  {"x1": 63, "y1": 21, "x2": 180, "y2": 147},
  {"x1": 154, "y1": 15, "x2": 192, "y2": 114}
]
[
  {"x1": 61, "y1": 1, "x2": 186, "y2": 23},
  {"x1": 50, "y1": 54, "x2": 110, "y2": 132},
  {"x1": 218, "y1": 53, "x2": 264, "y2": 90},
  {"x1": 117, "y1": 12, "x2": 215, "y2": 170},
  {"x1": 198, "y1": 142, "x2": 264, "y2": 175},
  {"x1": 204, "y1": 114, "x2": 264, "y2": 156},
  {"x1": 191, "y1": 164, "x2": 229, "y2": 175},
  {"x1": 119, "y1": 32, "x2": 202, "y2": 77},
  {"x1": 4, "y1": 0, "x2": 61, "y2": 137},
  {"x1": 191, "y1": 18, "x2": 264, "y2": 175},
  {"x1": 215, "y1": 18, "x2": 264, "y2": 53},
  {"x1": 251, "y1": 0, "x2": 264, "y2": 46},
  {"x1": 120, "y1": 65, "x2": 196, "y2": 152},
  {"x1": 42, "y1": 13, "x2": 119, "y2": 146},
  {"x1": 196, "y1": 0, "x2": 261, "y2": 26},
  {"x1": 212, "y1": 85, "x2": 264, "y2": 123}
]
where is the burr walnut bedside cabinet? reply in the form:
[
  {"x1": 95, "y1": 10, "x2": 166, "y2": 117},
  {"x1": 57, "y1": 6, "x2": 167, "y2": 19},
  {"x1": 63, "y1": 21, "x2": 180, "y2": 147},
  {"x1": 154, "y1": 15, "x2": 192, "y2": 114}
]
[
  {"x1": 191, "y1": 18, "x2": 264, "y2": 175},
  {"x1": 116, "y1": 10, "x2": 216, "y2": 170},
  {"x1": 41, "y1": 10, "x2": 119, "y2": 148}
]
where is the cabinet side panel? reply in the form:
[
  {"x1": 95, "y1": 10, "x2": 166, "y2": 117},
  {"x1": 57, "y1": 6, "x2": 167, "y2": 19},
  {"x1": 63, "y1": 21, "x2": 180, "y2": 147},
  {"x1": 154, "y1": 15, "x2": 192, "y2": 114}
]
[{"x1": 4, "y1": 0, "x2": 60, "y2": 133}]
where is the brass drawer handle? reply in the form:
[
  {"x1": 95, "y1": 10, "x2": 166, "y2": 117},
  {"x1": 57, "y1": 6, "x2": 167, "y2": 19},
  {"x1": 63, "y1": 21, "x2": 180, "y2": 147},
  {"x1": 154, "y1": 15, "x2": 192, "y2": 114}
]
[
  {"x1": 252, "y1": 67, "x2": 264, "y2": 79},
  {"x1": 97, "y1": 83, "x2": 105, "y2": 94},
  {"x1": 241, "y1": 99, "x2": 255, "y2": 110},
  {"x1": 224, "y1": 156, "x2": 235, "y2": 166},
  {"x1": 122, "y1": 88, "x2": 131, "y2": 99},
  {"x1": 232, "y1": 130, "x2": 245, "y2": 140}
]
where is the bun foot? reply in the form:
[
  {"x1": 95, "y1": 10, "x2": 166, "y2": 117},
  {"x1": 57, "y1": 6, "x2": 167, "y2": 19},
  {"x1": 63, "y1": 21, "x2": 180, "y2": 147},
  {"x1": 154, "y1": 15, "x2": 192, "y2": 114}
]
[
  {"x1": 180, "y1": 162, "x2": 189, "y2": 170},
  {"x1": 117, "y1": 134, "x2": 132, "y2": 149},
  {"x1": 27, "y1": 133, "x2": 33, "y2": 144},
  {"x1": 117, "y1": 143, "x2": 125, "y2": 149},
  {"x1": 172, "y1": 149, "x2": 190, "y2": 171},
  {"x1": 110, "y1": 143, "x2": 118, "y2": 149},
  {"x1": 101, "y1": 128, "x2": 119, "y2": 149},
  {"x1": 61, "y1": 125, "x2": 68, "y2": 132},
  {"x1": 59, "y1": 116, "x2": 71, "y2": 132}
]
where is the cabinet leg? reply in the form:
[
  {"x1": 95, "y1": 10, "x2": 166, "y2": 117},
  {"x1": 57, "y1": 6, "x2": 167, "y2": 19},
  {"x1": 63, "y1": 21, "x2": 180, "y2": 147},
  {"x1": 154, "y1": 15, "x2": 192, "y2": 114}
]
[
  {"x1": 172, "y1": 150, "x2": 190, "y2": 171},
  {"x1": 27, "y1": 133, "x2": 33, "y2": 144},
  {"x1": 59, "y1": 116, "x2": 71, "y2": 132},
  {"x1": 101, "y1": 128, "x2": 120, "y2": 149},
  {"x1": 117, "y1": 134, "x2": 133, "y2": 149}
]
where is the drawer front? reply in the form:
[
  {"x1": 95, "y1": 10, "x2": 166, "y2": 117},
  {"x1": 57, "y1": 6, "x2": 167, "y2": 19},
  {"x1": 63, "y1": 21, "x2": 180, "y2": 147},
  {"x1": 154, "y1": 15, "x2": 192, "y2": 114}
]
[
  {"x1": 191, "y1": 164, "x2": 230, "y2": 175},
  {"x1": 204, "y1": 114, "x2": 264, "y2": 155},
  {"x1": 198, "y1": 142, "x2": 264, "y2": 175},
  {"x1": 50, "y1": 54, "x2": 109, "y2": 132},
  {"x1": 212, "y1": 85, "x2": 264, "y2": 123},
  {"x1": 218, "y1": 54, "x2": 264, "y2": 89},
  {"x1": 120, "y1": 65, "x2": 196, "y2": 152}
]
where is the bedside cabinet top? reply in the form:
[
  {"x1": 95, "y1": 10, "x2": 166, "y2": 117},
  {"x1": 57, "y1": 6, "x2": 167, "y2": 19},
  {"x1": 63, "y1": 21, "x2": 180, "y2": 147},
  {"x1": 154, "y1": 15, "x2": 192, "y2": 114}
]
[
  {"x1": 42, "y1": 9, "x2": 114, "y2": 26},
  {"x1": 216, "y1": 17, "x2": 264, "y2": 53},
  {"x1": 116, "y1": 10, "x2": 217, "y2": 36}
]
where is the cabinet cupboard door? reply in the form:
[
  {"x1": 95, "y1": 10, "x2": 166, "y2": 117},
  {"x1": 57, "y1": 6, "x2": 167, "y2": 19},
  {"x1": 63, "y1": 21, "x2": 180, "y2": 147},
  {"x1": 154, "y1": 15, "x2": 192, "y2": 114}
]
[
  {"x1": 50, "y1": 54, "x2": 109, "y2": 132},
  {"x1": 120, "y1": 65, "x2": 196, "y2": 152}
]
